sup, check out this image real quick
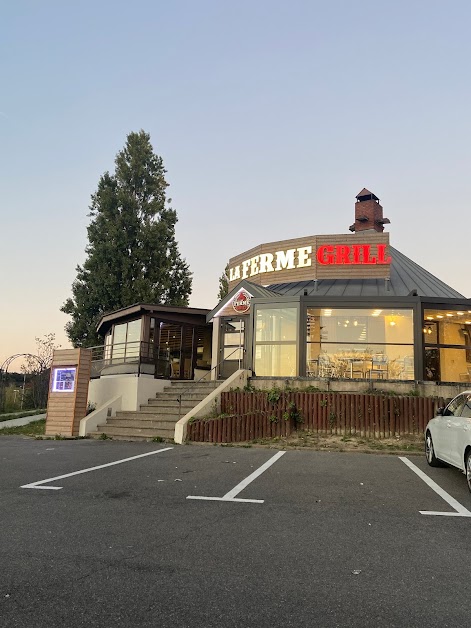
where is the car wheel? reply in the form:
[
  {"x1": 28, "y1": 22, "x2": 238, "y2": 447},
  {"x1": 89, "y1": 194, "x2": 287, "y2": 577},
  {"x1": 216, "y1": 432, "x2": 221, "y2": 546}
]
[
  {"x1": 425, "y1": 431, "x2": 442, "y2": 467},
  {"x1": 466, "y1": 450, "x2": 471, "y2": 493}
]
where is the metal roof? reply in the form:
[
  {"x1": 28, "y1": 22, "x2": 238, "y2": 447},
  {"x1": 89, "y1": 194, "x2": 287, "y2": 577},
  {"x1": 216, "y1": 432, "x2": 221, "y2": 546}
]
[
  {"x1": 244, "y1": 283, "x2": 280, "y2": 298},
  {"x1": 266, "y1": 246, "x2": 466, "y2": 299},
  {"x1": 97, "y1": 303, "x2": 210, "y2": 335}
]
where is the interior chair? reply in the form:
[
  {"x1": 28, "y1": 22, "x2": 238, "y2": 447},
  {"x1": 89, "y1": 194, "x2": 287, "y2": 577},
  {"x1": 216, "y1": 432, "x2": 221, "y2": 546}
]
[
  {"x1": 369, "y1": 354, "x2": 389, "y2": 379},
  {"x1": 350, "y1": 360, "x2": 365, "y2": 378},
  {"x1": 318, "y1": 355, "x2": 334, "y2": 378},
  {"x1": 306, "y1": 359, "x2": 319, "y2": 377},
  {"x1": 331, "y1": 357, "x2": 348, "y2": 378}
]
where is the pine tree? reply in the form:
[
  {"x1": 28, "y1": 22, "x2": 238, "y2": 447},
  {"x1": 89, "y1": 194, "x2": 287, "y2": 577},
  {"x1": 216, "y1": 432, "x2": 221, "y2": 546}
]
[
  {"x1": 61, "y1": 131, "x2": 192, "y2": 347},
  {"x1": 217, "y1": 264, "x2": 230, "y2": 301}
]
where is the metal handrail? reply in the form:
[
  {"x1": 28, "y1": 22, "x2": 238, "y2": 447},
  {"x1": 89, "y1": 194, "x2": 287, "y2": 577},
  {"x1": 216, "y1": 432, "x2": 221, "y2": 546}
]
[
  {"x1": 90, "y1": 341, "x2": 173, "y2": 378},
  {"x1": 175, "y1": 346, "x2": 246, "y2": 419}
]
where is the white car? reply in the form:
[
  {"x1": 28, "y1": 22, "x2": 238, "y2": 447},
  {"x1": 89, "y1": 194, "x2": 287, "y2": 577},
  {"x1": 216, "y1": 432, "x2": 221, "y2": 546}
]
[{"x1": 425, "y1": 391, "x2": 471, "y2": 492}]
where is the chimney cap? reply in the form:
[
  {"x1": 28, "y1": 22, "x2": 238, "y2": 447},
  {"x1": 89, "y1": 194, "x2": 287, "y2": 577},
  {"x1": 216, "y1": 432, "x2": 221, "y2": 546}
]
[{"x1": 356, "y1": 188, "x2": 379, "y2": 202}]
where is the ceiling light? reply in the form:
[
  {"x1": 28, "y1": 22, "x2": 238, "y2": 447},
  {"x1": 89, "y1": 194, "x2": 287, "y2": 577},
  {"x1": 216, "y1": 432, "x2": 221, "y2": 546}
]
[
  {"x1": 426, "y1": 316, "x2": 434, "y2": 320},
  {"x1": 372, "y1": 310, "x2": 382, "y2": 317},
  {"x1": 457, "y1": 312, "x2": 464, "y2": 315},
  {"x1": 436, "y1": 315, "x2": 443, "y2": 319},
  {"x1": 446, "y1": 313, "x2": 453, "y2": 317}
]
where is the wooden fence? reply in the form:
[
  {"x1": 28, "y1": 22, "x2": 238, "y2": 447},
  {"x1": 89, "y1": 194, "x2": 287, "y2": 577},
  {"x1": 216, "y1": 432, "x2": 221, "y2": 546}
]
[{"x1": 186, "y1": 391, "x2": 448, "y2": 443}]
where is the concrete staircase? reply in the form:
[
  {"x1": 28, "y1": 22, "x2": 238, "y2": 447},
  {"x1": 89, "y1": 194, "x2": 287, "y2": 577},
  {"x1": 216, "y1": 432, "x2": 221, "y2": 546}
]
[{"x1": 91, "y1": 380, "x2": 222, "y2": 442}]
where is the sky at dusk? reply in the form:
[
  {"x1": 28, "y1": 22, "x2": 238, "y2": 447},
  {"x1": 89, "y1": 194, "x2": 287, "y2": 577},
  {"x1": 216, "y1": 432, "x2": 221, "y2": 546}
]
[{"x1": 1, "y1": 0, "x2": 470, "y2": 368}]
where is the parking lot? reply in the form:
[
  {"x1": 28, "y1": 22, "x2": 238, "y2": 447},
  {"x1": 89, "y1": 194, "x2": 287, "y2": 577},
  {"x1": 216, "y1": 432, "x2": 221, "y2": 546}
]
[{"x1": 1, "y1": 437, "x2": 471, "y2": 628}]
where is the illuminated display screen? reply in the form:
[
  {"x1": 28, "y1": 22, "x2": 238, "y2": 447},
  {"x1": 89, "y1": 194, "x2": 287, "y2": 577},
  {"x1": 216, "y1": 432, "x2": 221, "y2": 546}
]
[{"x1": 51, "y1": 367, "x2": 76, "y2": 393}]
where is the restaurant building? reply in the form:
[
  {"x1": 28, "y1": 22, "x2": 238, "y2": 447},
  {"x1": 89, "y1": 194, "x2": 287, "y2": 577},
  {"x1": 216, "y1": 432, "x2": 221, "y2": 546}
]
[{"x1": 208, "y1": 189, "x2": 471, "y2": 384}]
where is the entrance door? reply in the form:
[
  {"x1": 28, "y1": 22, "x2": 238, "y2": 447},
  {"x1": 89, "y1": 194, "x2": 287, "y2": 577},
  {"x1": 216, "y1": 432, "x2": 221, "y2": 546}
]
[
  {"x1": 219, "y1": 318, "x2": 246, "y2": 379},
  {"x1": 155, "y1": 323, "x2": 195, "y2": 380}
]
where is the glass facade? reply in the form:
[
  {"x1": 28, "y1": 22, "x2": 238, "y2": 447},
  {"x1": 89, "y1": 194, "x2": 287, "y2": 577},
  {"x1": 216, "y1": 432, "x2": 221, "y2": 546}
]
[
  {"x1": 94, "y1": 307, "x2": 212, "y2": 380},
  {"x1": 254, "y1": 308, "x2": 297, "y2": 376},
  {"x1": 423, "y1": 308, "x2": 471, "y2": 382},
  {"x1": 306, "y1": 308, "x2": 415, "y2": 380},
  {"x1": 109, "y1": 319, "x2": 142, "y2": 360}
]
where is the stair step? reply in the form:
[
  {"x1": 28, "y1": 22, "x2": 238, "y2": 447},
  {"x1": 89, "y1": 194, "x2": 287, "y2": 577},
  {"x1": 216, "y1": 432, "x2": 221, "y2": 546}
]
[
  {"x1": 162, "y1": 389, "x2": 217, "y2": 396},
  {"x1": 90, "y1": 432, "x2": 174, "y2": 443},
  {"x1": 103, "y1": 419, "x2": 178, "y2": 430},
  {"x1": 152, "y1": 393, "x2": 208, "y2": 402},
  {"x1": 115, "y1": 411, "x2": 182, "y2": 421},
  {"x1": 163, "y1": 383, "x2": 221, "y2": 392},
  {"x1": 144, "y1": 399, "x2": 203, "y2": 408},
  {"x1": 138, "y1": 407, "x2": 190, "y2": 418},
  {"x1": 93, "y1": 426, "x2": 175, "y2": 437},
  {"x1": 90, "y1": 379, "x2": 223, "y2": 442}
]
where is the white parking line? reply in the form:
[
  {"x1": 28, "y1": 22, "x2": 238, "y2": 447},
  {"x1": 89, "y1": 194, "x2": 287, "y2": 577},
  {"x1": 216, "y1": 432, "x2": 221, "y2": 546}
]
[
  {"x1": 21, "y1": 448, "x2": 173, "y2": 490},
  {"x1": 187, "y1": 450, "x2": 286, "y2": 504},
  {"x1": 399, "y1": 457, "x2": 471, "y2": 517}
]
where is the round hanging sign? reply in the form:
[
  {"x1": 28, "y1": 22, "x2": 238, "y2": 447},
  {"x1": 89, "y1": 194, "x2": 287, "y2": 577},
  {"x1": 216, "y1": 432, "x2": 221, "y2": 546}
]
[{"x1": 232, "y1": 290, "x2": 251, "y2": 314}]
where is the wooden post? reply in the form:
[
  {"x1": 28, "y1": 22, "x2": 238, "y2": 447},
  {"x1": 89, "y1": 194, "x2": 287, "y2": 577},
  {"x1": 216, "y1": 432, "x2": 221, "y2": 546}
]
[{"x1": 45, "y1": 349, "x2": 92, "y2": 437}]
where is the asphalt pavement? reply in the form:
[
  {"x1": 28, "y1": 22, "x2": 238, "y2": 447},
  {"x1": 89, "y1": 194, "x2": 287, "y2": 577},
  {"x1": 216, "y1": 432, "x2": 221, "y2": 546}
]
[{"x1": 1, "y1": 437, "x2": 470, "y2": 628}]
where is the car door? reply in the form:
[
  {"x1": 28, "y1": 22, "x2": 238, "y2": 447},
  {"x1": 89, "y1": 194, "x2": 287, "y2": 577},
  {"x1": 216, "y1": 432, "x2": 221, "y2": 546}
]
[
  {"x1": 442, "y1": 394, "x2": 468, "y2": 467},
  {"x1": 431, "y1": 408, "x2": 450, "y2": 461},
  {"x1": 448, "y1": 394, "x2": 471, "y2": 470}
]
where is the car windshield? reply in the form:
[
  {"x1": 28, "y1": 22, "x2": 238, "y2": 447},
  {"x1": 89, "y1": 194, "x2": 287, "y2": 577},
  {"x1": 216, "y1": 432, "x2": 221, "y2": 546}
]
[
  {"x1": 444, "y1": 394, "x2": 468, "y2": 416},
  {"x1": 461, "y1": 395, "x2": 471, "y2": 418}
]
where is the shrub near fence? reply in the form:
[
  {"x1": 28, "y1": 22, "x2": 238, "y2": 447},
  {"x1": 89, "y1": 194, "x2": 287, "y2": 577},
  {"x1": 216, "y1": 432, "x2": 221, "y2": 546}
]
[{"x1": 186, "y1": 391, "x2": 448, "y2": 443}]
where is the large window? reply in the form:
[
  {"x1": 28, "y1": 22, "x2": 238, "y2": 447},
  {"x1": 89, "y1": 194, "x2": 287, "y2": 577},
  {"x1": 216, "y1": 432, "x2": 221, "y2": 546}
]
[
  {"x1": 110, "y1": 319, "x2": 142, "y2": 360},
  {"x1": 254, "y1": 308, "x2": 298, "y2": 376},
  {"x1": 423, "y1": 309, "x2": 471, "y2": 382},
  {"x1": 306, "y1": 308, "x2": 414, "y2": 380}
]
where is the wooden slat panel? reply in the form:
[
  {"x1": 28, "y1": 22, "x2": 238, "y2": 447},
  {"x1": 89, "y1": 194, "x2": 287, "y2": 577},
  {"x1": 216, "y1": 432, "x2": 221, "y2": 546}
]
[
  {"x1": 46, "y1": 349, "x2": 92, "y2": 436},
  {"x1": 227, "y1": 232, "x2": 390, "y2": 290},
  {"x1": 188, "y1": 391, "x2": 449, "y2": 443}
]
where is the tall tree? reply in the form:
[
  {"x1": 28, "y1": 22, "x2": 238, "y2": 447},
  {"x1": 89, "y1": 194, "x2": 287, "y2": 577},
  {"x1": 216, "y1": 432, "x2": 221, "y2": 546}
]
[
  {"x1": 217, "y1": 264, "x2": 230, "y2": 301},
  {"x1": 62, "y1": 131, "x2": 192, "y2": 347}
]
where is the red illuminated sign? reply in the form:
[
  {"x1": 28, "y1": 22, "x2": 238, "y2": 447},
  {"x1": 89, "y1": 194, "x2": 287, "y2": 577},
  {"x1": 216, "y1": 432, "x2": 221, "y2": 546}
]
[
  {"x1": 316, "y1": 243, "x2": 391, "y2": 266},
  {"x1": 233, "y1": 290, "x2": 251, "y2": 313}
]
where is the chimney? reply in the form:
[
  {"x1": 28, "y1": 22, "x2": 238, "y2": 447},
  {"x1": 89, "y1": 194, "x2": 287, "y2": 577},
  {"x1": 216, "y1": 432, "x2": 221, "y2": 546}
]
[{"x1": 349, "y1": 188, "x2": 390, "y2": 233}]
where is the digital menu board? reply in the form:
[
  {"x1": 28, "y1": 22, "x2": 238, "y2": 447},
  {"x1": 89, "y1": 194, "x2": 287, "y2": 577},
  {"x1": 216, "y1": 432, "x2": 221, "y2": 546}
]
[{"x1": 51, "y1": 367, "x2": 76, "y2": 393}]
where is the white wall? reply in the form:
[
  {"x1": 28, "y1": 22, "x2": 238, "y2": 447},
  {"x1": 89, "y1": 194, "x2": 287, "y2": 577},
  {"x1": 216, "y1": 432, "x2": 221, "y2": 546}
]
[
  {"x1": 88, "y1": 375, "x2": 170, "y2": 412},
  {"x1": 79, "y1": 395, "x2": 122, "y2": 437}
]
